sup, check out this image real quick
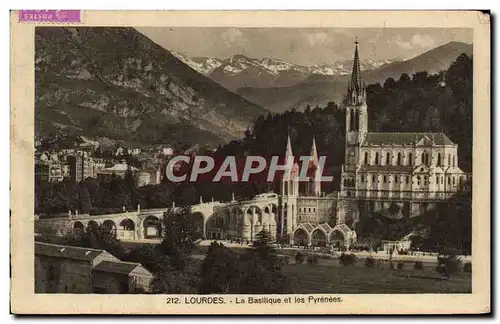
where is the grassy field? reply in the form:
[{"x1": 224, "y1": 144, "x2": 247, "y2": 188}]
[
  {"x1": 120, "y1": 241, "x2": 471, "y2": 294},
  {"x1": 283, "y1": 263, "x2": 471, "y2": 294}
]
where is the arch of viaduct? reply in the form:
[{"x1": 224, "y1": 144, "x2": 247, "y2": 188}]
[{"x1": 35, "y1": 197, "x2": 282, "y2": 242}]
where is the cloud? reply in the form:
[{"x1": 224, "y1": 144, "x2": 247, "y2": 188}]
[
  {"x1": 393, "y1": 33, "x2": 438, "y2": 51},
  {"x1": 305, "y1": 32, "x2": 330, "y2": 46},
  {"x1": 410, "y1": 34, "x2": 437, "y2": 48},
  {"x1": 220, "y1": 28, "x2": 245, "y2": 45}
]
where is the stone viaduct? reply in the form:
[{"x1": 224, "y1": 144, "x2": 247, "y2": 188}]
[{"x1": 34, "y1": 194, "x2": 282, "y2": 242}]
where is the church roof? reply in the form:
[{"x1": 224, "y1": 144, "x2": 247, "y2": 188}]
[
  {"x1": 362, "y1": 132, "x2": 455, "y2": 146},
  {"x1": 359, "y1": 165, "x2": 414, "y2": 173}
]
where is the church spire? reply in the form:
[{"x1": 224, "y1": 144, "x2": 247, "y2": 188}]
[
  {"x1": 346, "y1": 37, "x2": 366, "y2": 106},
  {"x1": 285, "y1": 134, "x2": 293, "y2": 161},
  {"x1": 310, "y1": 136, "x2": 318, "y2": 166}
]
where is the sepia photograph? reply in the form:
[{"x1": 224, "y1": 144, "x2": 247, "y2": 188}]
[{"x1": 10, "y1": 10, "x2": 490, "y2": 314}]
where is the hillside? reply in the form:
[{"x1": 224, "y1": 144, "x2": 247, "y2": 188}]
[
  {"x1": 35, "y1": 27, "x2": 267, "y2": 148},
  {"x1": 237, "y1": 41, "x2": 472, "y2": 113}
]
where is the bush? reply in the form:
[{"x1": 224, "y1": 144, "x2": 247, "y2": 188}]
[
  {"x1": 364, "y1": 257, "x2": 376, "y2": 268},
  {"x1": 339, "y1": 253, "x2": 357, "y2": 266},
  {"x1": 435, "y1": 251, "x2": 463, "y2": 279},
  {"x1": 307, "y1": 254, "x2": 319, "y2": 265},
  {"x1": 397, "y1": 261, "x2": 404, "y2": 270},
  {"x1": 295, "y1": 252, "x2": 305, "y2": 264},
  {"x1": 278, "y1": 255, "x2": 290, "y2": 265},
  {"x1": 463, "y1": 261, "x2": 472, "y2": 273},
  {"x1": 413, "y1": 261, "x2": 424, "y2": 270}
]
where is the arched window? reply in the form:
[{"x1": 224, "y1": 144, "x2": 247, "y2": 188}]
[
  {"x1": 426, "y1": 153, "x2": 430, "y2": 166},
  {"x1": 417, "y1": 176, "x2": 421, "y2": 186},
  {"x1": 364, "y1": 152, "x2": 368, "y2": 165},
  {"x1": 284, "y1": 181, "x2": 288, "y2": 195},
  {"x1": 421, "y1": 152, "x2": 425, "y2": 165},
  {"x1": 361, "y1": 175, "x2": 365, "y2": 182},
  {"x1": 397, "y1": 153, "x2": 401, "y2": 165},
  {"x1": 452, "y1": 177, "x2": 455, "y2": 185},
  {"x1": 386, "y1": 152, "x2": 390, "y2": 165},
  {"x1": 453, "y1": 156, "x2": 456, "y2": 167},
  {"x1": 437, "y1": 153, "x2": 442, "y2": 166},
  {"x1": 383, "y1": 175, "x2": 387, "y2": 183},
  {"x1": 436, "y1": 175, "x2": 439, "y2": 183},
  {"x1": 409, "y1": 153, "x2": 413, "y2": 166},
  {"x1": 448, "y1": 154, "x2": 451, "y2": 166},
  {"x1": 349, "y1": 110, "x2": 355, "y2": 131},
  {"x1": 447, "y1": 176, "x2": 451, "y2": 185},
  {"x1": 375, "y1": 152, "x2": 379, "y2": 165}
]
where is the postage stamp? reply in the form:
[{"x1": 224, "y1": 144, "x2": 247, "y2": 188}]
[
  {"x1": 18, "y1": 10, "x2": 82, "y2": 23},
  {"x1": 10, "y1": 10, "x2": 490, "y2": 315}
]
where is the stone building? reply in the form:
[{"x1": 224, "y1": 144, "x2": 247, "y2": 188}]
[
  {"x1": 337, "y1": 40, "x2": 469, "y2": 224},
  {"x1": 35, "y1": 242, "x2": 153, "y2": 293}
]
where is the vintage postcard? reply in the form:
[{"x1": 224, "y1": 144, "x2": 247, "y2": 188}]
[{"x1": 10, "y1": 10, "x2": 490, "y2": 314}]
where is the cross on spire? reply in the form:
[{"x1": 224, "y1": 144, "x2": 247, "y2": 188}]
[{"x1": 346, "y1": 37, "x2": 365, "y2": 106}]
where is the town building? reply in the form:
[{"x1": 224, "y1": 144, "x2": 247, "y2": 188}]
[
  {"x1": 35, "y1": 242, "x2": 153, "y2": 293},
  {"x1": 66, "y1": 151, "x2": 97, "y2": 183},
  {"x1": 35, "y1": 152, "x2": 70, "y2": 183},
  {"x1": 96, "y1": 160, "x2": 139, "y2": 182}
]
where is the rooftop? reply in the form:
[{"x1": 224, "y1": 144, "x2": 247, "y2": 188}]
[
  {"x1": 362, "y1": 132, "x2": 455, "y2": 146},
  {"x1": 35, "y1": 242, "x2": 104, "y2": 261},
  {"x1": 93, "y1": 260, "x2": 143, "y2": 275}
]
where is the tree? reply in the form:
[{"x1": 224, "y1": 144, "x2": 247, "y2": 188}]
[
  {"x1": 198, "y1": 242, "x2": 241, "y2": 294},
  {"x1": 339, "y1": 253, "x2": 357, "y2": 266},
  {"x1": 364, "y1": 257, "x2": 376, "y2": 268},
  {"x1": 157, "y1": 207, "x2": 195, "y2": 272},
  {"x1": 435, "y1": 249, "x2": 463, "y2": 279},
  {"x1": 61, "y1": 224, "x2": 127, "y2": 260},
  {"x1": 295, "y1": 252, "x2": 305, "y2": 264},
  {"x1": 414, "y1": 261, "x2": 424, "y2": 270}
]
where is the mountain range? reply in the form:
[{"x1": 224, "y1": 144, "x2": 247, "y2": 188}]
[
  {"x1": 36, "y1": 28, "x2": 472, "y2": 149},
  {"x1": 35, "y1": 27, "x2": 266, "y2": 148},
  {"x1": 172, "y1": 51, "x2": 397, "y2": 90},
  {"x1": 236, "y1": 41, "x2": 473, "y2": 113}
]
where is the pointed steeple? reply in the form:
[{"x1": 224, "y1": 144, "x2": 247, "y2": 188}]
[
  {"x1": 285, "y1": 134, "x2": 293, "y2": 161},
  {"x1": 346, "y1": 37, "x2": 366, "y2": 106},
  {"x1": 350, "y1": 37, "x2": 362, "y2": 93},
  {"x1": 310, "y1": 136, "x2": 318, "y2": 166}
]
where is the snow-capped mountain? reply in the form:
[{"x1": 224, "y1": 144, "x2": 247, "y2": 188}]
[
  {"x1": 309, "y1": 59, "x2": 398, "y2": 76},
  {"x1": 171, "y1": 51, "x2": 223, "y2": 75},
  {"x1": 171, "y1": 51, "x2": 400, "y2": 90}
]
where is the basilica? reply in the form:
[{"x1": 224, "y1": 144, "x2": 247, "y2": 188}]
[{"x1": 275, "y1": 40, "x2": 469, "y2": 246}]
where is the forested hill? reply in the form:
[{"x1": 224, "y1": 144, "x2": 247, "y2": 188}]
[{"x1": 219, "y1": 53, "x2": 473, "y2": 183}]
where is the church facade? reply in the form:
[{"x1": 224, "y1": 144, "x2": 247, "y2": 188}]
[
  {"x1": 337, "y1": 40, "x2": 469, "y2": 226},
  {"x1": 277, "y1": 40, "x2": 469, "y2": 245}
]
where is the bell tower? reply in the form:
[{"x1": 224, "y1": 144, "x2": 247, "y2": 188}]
[
  {"x1": 345, "y1": 37, "x2": 368, "y2": 147},
  {"x1": 342, "y1": 38, "x2": 368, "y2": 197}
]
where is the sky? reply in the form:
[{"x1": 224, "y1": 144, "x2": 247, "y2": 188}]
[{"x1": 137, "y1": 27, "x2": 472, "y2": 65}]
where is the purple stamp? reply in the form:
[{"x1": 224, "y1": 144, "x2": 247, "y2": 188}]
[{"x1": 19, "y1": 10, "x2": 81, "y2": 23}]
